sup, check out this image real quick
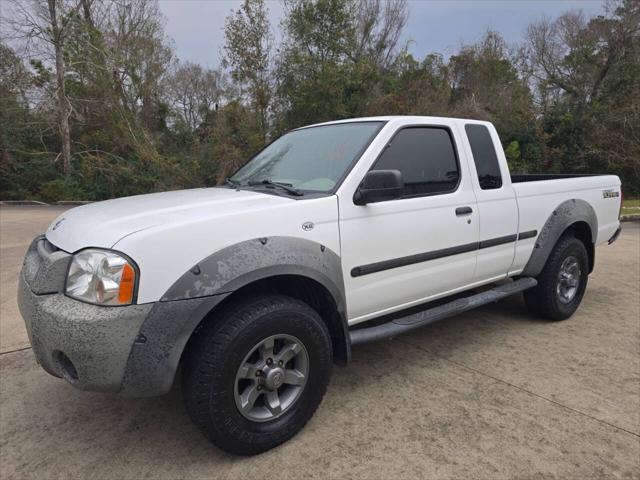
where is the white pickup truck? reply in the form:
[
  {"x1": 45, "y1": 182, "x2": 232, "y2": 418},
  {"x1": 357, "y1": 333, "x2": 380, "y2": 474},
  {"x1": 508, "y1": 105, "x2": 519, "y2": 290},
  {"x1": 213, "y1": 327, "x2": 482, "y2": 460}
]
[{"x1": 19, "y1": 116, "x2": 622, "y2": 455}]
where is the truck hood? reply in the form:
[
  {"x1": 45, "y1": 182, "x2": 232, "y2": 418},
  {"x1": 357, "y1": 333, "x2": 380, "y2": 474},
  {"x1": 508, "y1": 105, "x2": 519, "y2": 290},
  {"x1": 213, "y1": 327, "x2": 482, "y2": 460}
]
[{"x1": 45, "y1": 187, "x2": 292, "y2": 253}]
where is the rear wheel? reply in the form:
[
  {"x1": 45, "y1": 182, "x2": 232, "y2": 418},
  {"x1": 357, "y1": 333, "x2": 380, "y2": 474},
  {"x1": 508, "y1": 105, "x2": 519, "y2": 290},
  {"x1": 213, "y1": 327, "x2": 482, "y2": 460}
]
[
  {"x1": 524, "y1": 234, "x2": 589, "y2": 321},
  {"x1": 182, "y1": 294, "x2": 332, "y2": 455}
]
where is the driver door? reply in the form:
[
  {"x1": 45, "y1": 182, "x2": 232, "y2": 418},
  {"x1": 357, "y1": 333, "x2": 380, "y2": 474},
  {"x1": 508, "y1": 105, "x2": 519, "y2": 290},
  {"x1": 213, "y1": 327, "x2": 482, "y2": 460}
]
[{"x1": 338, "y1": 124, "x2": 479, "y2": 324}]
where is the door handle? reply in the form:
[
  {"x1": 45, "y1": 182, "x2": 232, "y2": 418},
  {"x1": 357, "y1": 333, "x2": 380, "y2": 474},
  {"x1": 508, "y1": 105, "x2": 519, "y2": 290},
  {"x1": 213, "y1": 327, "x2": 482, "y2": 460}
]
[{"x1": 455, "y1": 206, "x2": 473, "y2": 216}]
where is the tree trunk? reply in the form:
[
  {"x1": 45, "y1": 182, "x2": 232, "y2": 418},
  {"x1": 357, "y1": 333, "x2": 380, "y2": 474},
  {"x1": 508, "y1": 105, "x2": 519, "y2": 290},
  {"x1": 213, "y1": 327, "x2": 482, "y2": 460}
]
[
  {"x1": 81, "y1": 0, "x2": 94, "y2": 28},
  {"x1": 48, "y1": 0, "x2": 72, "y2": 174}
]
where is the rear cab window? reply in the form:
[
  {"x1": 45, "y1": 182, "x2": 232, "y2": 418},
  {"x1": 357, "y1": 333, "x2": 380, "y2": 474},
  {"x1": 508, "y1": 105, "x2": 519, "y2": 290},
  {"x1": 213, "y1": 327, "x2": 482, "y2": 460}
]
[
  {"x1": 372, "y1": 127, "x2": 460, "y2": 197},
  {"x1": 465, "y1": 124, "x2": 503, "y2": 189}
]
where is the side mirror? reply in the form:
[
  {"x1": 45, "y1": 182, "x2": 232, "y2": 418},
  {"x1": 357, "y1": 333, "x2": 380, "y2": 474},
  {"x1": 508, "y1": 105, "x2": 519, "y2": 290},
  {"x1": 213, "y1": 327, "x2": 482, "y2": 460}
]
[{"x1": 354, "y1": 169, "x2": 404, "y2": 205}]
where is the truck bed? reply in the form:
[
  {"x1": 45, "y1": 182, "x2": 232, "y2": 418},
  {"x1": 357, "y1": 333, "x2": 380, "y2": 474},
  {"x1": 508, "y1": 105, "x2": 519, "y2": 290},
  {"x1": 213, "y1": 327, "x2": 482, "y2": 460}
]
[{"x1": 510, "y1": 173, "x2": 621, "y2": 267}]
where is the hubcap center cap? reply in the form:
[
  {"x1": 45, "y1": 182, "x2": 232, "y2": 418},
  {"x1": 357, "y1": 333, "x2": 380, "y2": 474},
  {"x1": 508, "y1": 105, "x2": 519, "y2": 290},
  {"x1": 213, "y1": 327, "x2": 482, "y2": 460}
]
[
  {"x1": 263, "y1": 367, "x2": 285, "y2": 390},
  {"x1": 234, "y1": 334, "x2": 309, "y2": 422}
]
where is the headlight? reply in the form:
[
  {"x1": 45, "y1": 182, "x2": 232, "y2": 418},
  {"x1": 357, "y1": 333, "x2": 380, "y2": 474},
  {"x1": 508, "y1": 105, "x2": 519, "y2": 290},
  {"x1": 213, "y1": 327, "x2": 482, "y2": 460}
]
[{"x1": 65, "y1": 249, "x2": 137, "y2": 305}]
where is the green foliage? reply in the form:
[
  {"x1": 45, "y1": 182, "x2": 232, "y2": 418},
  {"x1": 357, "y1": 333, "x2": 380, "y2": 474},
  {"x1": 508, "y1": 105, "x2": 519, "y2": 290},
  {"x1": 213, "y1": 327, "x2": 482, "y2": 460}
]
[
  {"x1": 504, "y1": 141, "x2": 521, "y2": 165},
  {"x1": 39, "y1": 178, "x2": 88, "y2": 203},
  {"x1": 1, "y1": 0, "x2": 638, "y2": 201},
  {"x1": 274, "y1": 0, "x2": 356, "y2": 128},
  {"x1": 223, "y1": 0, "x2": 272, "y2": 140}
]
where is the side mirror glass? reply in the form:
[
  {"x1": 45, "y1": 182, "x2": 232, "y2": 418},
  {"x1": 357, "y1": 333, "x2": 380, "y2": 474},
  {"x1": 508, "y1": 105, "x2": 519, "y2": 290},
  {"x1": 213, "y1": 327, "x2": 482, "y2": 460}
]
[{"x1": 354, "y1": 170, "x2": 404, "y2": 205}]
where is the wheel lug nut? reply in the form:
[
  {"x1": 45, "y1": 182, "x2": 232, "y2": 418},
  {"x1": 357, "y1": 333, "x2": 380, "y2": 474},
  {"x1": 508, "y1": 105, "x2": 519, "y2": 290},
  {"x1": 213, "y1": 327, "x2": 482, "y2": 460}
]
[
  {"x1": 257, "y1": 385, "x2": 262, "y2": 390},
  {"x1": 267, "y1": 358, "x2": 273, "y2": 365},
  {"x1": 255, "y1": 371, "x2": 261, "y2": 377},
  {"x1": 278, "y1": 360, "x2": 283, "y2": 366}
]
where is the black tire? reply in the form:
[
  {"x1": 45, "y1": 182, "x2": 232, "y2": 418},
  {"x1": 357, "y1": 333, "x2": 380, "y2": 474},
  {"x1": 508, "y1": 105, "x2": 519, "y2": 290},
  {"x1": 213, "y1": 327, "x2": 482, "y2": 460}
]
[
  {"x1": 524, "y1": 234, "x2": 589, "y2": 321},
  {"x1": 182, "y1": 294, "x2": 332, "y2": 455}
]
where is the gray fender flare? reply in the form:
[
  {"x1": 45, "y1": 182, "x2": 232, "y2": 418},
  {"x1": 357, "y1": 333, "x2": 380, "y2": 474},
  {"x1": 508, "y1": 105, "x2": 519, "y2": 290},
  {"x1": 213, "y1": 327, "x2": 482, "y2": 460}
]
[
  {"x1": 122, "y1": 237, "x2": 349, "y2": 396},
  {"x1": 162, "y1": 236, "x2": 349, "y2": 357},
  {"x1": 522, "y1": 199, "x2": 597, "y2": 277}
]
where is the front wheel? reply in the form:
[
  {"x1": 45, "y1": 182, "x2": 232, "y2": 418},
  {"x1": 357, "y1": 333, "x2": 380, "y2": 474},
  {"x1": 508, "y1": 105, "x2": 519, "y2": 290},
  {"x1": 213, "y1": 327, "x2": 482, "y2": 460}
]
[
  {"x1": 524, "y1": 234, "x2": 589, "y2": 321},
  {"x1": 182, "y1": 294, "x2": 332, "y2": 455}
]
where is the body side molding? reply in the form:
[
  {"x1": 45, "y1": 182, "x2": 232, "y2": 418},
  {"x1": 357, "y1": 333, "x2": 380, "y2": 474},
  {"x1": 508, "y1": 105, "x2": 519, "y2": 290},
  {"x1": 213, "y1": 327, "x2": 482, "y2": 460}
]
[
  {"x1": 518, "y1": 230, "x2": 538, "y2": 240},
  {"x1": 351, "y1": 231, "x2": 539, "y2": 278}
]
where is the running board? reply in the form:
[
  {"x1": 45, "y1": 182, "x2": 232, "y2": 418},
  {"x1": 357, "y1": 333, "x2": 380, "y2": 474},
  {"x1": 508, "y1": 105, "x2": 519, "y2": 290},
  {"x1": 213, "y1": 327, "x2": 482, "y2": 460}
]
[{"x1": 349, "y1": 277, "x2": 538, "y2": 346}]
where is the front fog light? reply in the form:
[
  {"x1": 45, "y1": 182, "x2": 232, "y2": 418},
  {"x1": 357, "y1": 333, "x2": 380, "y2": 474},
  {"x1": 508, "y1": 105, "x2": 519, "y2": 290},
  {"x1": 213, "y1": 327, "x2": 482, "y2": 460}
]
[{"x1": 65, "y1": 249, "x2": 137, "y2": 305}]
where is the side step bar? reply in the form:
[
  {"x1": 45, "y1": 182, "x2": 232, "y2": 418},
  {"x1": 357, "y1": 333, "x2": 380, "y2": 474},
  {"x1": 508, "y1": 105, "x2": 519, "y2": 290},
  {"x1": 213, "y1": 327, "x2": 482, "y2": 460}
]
[{"x1": 349, "y1": 277, "x2": 538, "y2": 346}]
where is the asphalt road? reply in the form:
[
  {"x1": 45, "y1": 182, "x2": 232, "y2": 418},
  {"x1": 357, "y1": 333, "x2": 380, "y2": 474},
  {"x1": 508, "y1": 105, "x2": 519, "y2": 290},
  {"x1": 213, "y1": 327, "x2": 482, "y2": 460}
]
[{"x1": 1, "y1": 206, "x2": 638, "y2": 479}]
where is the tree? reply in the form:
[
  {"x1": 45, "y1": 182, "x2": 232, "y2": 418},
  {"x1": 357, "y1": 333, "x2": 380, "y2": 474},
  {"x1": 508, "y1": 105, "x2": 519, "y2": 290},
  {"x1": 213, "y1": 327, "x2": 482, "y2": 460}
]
[
  {"x1": 66, "y1": 0, "x2": 174, "y2": 163},
  {"x1": 448, "y1": 31, "x2": 537, "y2": 165},
  {"x1": 353, "y1": 0, "x2": 407, "y2": 70},
  {"x1": 273, "y1": 0, "x2": 408, "y2": 129},
  {"x1": 0, "y1": 42, "x2": 37, "y2": 197},
  {"x1": 107, "y1": 0, "x2": 172, "y2": 132},
  {"x1": 361, "y1": 51, "x2": 451, "y2": 116},
  {"x1": 1, "y1": 0, "x2": 637, "y2": 201},
  {"x1": 223, "y1": 0, "x2": 272, "y2": 142},
  {"x1": 167, "y1": 62, "x2": 230, "y2": 131},
  {"x1": 47, "y1": 0, "x2": 72, "y2": 173},
  {"x1": 0, "y1": 43, "x2": 32, "y2": 155},
  {"x1": 274, "y1": 0, "x2": 359, "y2": 128},
  {"x1": 7, "y1": 0, "x2": 81, "y2": 173},
  {"x1": 210, "y1": 101, "x2": 263, "y2": 183},
  {"x1": 524, "y1": 0, "x2": 639, "y2": 189}
]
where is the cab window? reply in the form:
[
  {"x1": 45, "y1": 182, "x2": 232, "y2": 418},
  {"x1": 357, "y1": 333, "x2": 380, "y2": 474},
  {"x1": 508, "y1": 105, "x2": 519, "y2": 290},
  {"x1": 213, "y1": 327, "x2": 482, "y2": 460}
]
[
  {"x1": 465, "y1": 124, "x2": 503, "y2": 189},
  {"x1": 372, "y1": 127, "x2": 459, "y2": 197}
]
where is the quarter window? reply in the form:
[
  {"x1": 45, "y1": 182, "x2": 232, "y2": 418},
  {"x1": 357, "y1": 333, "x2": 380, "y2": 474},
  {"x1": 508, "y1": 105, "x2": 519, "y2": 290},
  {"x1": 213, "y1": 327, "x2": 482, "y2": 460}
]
[
  {"x1": 373, "y1": 127, "x2": 459, "y2": 197},
  {"x1": 465, "y1": 124, "x2": 503, "y2": 189}
]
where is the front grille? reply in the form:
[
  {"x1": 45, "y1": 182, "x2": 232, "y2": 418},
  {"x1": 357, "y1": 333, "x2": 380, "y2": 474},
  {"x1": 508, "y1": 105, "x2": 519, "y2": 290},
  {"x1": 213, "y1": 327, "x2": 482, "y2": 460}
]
[
  {"x1": 42, "y1": 238, "x2": 60, "y2": 254},
  {"x1": 22, "y1": 236, "x2": 71, "y2": 294}
]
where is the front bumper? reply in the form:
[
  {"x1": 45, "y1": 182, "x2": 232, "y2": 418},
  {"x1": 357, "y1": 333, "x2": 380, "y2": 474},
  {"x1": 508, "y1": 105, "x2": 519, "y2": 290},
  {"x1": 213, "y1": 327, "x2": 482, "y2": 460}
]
[
  {"x1": 18, "y1": 236, "x2": 226, "y2": 397},
  {"x1": 18, "y1": 274, "x2": 152, "y2": 391}
]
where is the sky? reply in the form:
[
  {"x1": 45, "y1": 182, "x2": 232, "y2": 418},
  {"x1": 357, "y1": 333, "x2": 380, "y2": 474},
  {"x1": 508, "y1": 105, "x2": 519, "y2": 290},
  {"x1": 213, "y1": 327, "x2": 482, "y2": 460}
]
[{"x1": 158, "y1": 0, "x2": 606, "y2": 67}]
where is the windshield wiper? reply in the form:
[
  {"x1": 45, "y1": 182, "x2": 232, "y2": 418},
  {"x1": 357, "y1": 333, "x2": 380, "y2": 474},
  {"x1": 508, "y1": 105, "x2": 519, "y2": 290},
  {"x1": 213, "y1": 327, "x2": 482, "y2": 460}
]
[
  {"x1": 247, "y1": 179, "x2": 304, "y2": 197},
  {"x1": 224, "y1": 177, "x2": 241, "y2": 189}
]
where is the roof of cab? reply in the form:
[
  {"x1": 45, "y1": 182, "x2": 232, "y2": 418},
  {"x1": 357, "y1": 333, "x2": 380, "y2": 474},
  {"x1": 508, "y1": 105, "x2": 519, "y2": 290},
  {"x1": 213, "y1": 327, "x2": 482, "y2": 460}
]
[{"x1": 300, "y1": 115, "x2": 491, "y2": 129}]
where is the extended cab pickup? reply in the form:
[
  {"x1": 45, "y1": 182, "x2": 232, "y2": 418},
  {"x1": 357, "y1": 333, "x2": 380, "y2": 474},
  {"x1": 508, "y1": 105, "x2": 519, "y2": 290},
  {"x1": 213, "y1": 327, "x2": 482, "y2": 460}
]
[{"x1": 18, "y1": 116, "x2": 622, "y2": 455}]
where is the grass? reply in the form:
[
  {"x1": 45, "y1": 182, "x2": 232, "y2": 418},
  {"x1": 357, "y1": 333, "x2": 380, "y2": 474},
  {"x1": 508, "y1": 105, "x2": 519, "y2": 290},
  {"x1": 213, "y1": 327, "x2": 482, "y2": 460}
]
[{"x1": 622, "y1": 198, "x2": 639, "y2": 216}]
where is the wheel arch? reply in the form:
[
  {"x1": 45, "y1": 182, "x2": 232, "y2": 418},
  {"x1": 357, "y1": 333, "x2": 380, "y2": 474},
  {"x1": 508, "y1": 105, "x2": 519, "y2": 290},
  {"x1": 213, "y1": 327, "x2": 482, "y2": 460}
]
[
  {"x1": 163, "y1": 236, "x2": 350, "y2": 365},
  {"x1": 566, "y1": 221, "x2": 595, "y2": 273},
  {"x1": 184, "y1": 273, "x2": 350, "y2": 365},
  {"x1": 522, "y1": 199, "x2": 597, "y2": 277},
  {"x1": 122, "y1": 237, "x2": 350, "y2": 396}
]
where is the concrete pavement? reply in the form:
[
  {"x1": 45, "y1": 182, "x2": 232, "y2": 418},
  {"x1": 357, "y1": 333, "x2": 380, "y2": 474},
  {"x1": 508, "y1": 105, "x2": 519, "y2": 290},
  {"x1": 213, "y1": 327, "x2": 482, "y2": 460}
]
[
  {"x1": 0, "y1": 206, "x2": 69, "y2": 353},
  {"x1": 1, "y1": 206, "x2": 638, "y2": 479}
]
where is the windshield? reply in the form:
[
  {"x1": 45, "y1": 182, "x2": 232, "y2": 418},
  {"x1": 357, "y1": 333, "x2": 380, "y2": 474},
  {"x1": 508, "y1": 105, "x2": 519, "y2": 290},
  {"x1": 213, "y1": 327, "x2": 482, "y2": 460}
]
[{"x1": 230, "y1": 122, "x2": 384, "y2": 193}]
